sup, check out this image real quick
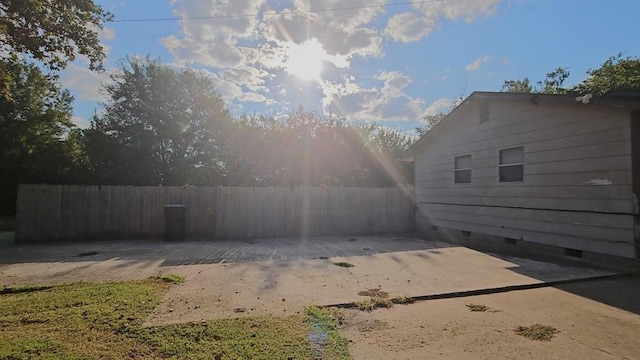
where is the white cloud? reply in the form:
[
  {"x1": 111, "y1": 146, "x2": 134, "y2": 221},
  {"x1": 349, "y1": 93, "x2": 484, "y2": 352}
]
[
  {"x1": 438, "y1": 67, "x2": 451, "y2": 81},
  {"x1": 156, "y1": 0, "x2": 504, "y2": 120},
  {"x1": 384, "y1": 12, "x2": 435, "y2": 43},
  {"x1": 197, "y1": 68, "x2": 267, "y2": 103},
  {"x1": 465, "y1": 55, "x2": 490, "y2": 71},
  {"x1": 261, "y1": 11, "x2": 383, "y2": 61},
  {"x1": 385, "y1": 0, "x2": 502, "y2": 43},
  {"x1": 321, "y1": 71, "x2": 425, "y2": 122},
  {"x1": 60, "y1": 64, "x2": 112, "y2": 101},
  {"x1": 99, "y1": 27, "x2": 116, "y2": 41},
  {"x1": 161, "y1": 0, "x2": 265, "y2": 68},
  {"x1": 423, "y1": 98, "x2": 454, "y2": 116}
]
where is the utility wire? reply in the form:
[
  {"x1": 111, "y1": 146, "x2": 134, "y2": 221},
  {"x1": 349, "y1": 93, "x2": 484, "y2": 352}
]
[{"x1": 111, "y1": 0, "x2": 443, "y2": 23}]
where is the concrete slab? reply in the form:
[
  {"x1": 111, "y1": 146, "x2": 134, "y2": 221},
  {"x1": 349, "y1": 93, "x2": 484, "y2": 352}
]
[{"x1": 0, "y1": 235, "x2": 618, "y2": 326}]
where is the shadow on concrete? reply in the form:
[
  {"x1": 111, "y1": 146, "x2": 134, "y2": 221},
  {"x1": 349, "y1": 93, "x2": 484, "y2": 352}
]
[
  {"x1": 0, "y1": 235, "x2": 455, "y2": 266},
  {"x1": 553, "y1": 274, "x2": 640, "y2": 315}
]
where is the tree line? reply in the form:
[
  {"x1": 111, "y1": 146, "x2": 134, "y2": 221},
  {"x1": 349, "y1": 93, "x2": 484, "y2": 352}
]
[
  {"x1": 0, "y1": 55, "x2": 416, "y2": 215},
  {"x1": 1, "y1": 1, "x2": 639, "y2": 216}
]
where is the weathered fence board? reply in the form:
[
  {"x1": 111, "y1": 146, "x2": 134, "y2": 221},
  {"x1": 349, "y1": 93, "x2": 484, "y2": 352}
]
[{"x1": 16, "y1": 185, "x2": 414, "y2": 242}]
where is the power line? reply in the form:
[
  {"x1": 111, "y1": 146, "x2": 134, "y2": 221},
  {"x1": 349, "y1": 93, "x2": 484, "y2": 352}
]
[{"x1": 111, "y1": 0, "x2": 444, "y2": 23}]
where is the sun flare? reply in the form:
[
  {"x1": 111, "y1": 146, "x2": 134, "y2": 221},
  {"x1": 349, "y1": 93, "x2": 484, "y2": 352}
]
[{"x1": 284, "y1": 38, "x2": 326, "y2": 81}]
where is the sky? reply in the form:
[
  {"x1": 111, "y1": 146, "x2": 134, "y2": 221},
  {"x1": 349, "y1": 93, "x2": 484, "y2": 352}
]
[{"x1": 61, "y1": 0, "x2": 640, "y2": 133}]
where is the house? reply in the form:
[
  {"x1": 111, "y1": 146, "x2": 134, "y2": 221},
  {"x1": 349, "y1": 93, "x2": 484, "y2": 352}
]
[{"x1": 409, "y1": 91, "x2": 640, "y2": 261}]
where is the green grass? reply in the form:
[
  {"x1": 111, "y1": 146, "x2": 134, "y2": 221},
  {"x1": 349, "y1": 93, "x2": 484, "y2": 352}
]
[
  {"x1": 0, "y1": 279, "x2": 351, "y2": 359},
  {"x1": 305, "y1": 306, "x2": 351, "y2": 359},
  {"x1": 0, "y1": 284, "x2": 54, "y2": 295},
  {"x1": 154, "y1": 273, "x2": 186, "y2": 284}
]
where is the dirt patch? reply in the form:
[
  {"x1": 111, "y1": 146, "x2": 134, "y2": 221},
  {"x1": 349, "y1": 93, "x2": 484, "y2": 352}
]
[{"x1": 354, "y1": 319, "x2": 389, "y2": 332}]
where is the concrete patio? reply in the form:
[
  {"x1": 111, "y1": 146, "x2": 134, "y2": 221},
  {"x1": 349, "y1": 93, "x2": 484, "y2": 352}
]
[{"x1": 0, "y1": 235, "x2": 620, "y2": 325}]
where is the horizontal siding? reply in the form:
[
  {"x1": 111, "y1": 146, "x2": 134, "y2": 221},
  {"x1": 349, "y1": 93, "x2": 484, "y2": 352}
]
[
  {"x1": 416, "y1": 216, "x2": 636, "y2": 259},
  {"x1": 416, "y1": 127, "x2": 630, "y2": 171},
  {"x1": 416, "y1": 195, "x2": 632, "y2": 214},
  {"x1": 416, "y1": 185, "x2": 632, "y2": 200},
  {"x1": 414, "y1": 97, "x2": 635, "y2": 259},
  {"x1": 417, "y1": 205, "x2": 633, "y2": 242},
  {"x1": 416, "y1": 151, "x2": 631, "y2": 177},
  {"x1": 416, "y1": 170, "x2": 632, "y2": 188},
  {"x1": 422, "y1": 111, "x2": 627, "y2": 159},
  {"x1": 419, "y1": 203, "x2": 634, "y2": 229}
]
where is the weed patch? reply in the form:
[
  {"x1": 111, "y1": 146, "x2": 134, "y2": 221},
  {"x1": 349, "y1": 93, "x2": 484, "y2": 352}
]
[
  {"x1": 154, "y1": 273, "x2": 185, "y2": 284},
  {"x1": 466, "y1": 304, "x2": 488, "y2": 312},
  {"x1": 358, "y1": 288, "x2": 389, "y2": 298},
  {"x1": 514, "y1": 324, "x2": 558, "y2": 341},
  {"x1": 332, "y1": 262, "x2": 354, "y2": 268},
  {"x1": 350, "y1": 291, "x2": 415, "y2": 311},
  {"x1": 390, "y1": 296, "x2": 415, "y2": 305},
  {"x1": 354, "y1": 298, "x2": 394, "y2": 311}
]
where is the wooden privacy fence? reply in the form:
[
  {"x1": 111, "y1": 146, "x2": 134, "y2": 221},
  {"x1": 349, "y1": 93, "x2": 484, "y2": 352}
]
[{"x1": 16, "y1": 185, "x2": 415, "y2": 242}]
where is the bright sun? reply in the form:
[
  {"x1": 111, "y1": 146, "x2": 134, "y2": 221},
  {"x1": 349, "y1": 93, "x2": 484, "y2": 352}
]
[{"x1": 284, "y1": 38, "x2": 325, "y2": 81}]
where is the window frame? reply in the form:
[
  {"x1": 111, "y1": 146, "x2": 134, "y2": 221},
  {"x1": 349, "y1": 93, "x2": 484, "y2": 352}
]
[
  {"x1": 498, "y1": 146, "x2": 524, "y2": 183},
  {"x1": 454, "y1": 154, "x2": 472, "y2": 184}
]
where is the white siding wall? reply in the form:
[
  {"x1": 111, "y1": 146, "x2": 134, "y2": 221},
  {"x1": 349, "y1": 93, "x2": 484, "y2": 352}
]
[{"x1": 415, "y1": 98, "x2": 636, "y2": 258}]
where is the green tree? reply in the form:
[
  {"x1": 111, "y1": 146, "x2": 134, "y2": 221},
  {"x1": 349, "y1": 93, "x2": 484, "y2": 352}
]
[
  {"x1": 501, "y1": 78, "x2": 533, "y2": 93},
  {"x1": 539, "y1": 67, "x2": 570, "y2": 94},
  {"x1": 501, "y1": 54, "x2": 640, "y2": 96},
  {"x1": 84, "y1": 56, "x2": 234, "y2": 186},
  {"x1": 0, "y1": 0, "x2": 112, "y2": 99},
  {"x1": 0, "y1": 0, "x2": 112, "y2": 71},
  {"x1": 225, "y1": 109, "x2": 415, "y2": 187},
  {"x1": 501, "y1": 69, "x2": 569, "y2": 94},
  {"x1": 573, "y1": 53, "x2": 640, "y2": 95},
  {"x1": 415, "y1": 113, "x2": 446, "y2": 137},
  {"x1": 0, "y1": 59, "x2": 80, "y2": 214}
]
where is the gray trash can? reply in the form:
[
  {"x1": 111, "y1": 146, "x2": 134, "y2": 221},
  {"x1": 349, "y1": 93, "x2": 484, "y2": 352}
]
[{"x1": 164, "y1": 204, "x2": 186, "y2": 241}]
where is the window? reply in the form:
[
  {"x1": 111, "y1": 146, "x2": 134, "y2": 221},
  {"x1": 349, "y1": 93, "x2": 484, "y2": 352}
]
[
  {"x1": 499, "y1": 147, "x2": 524, "y2": 182},
  {"x1": 454, "y1": 155, "x2": 471, "y2": 183}
]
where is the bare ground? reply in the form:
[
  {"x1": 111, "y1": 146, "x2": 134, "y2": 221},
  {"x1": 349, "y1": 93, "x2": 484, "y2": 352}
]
[{"x1": 341, "y1": 275, "x2": 640, "y2": 360}]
